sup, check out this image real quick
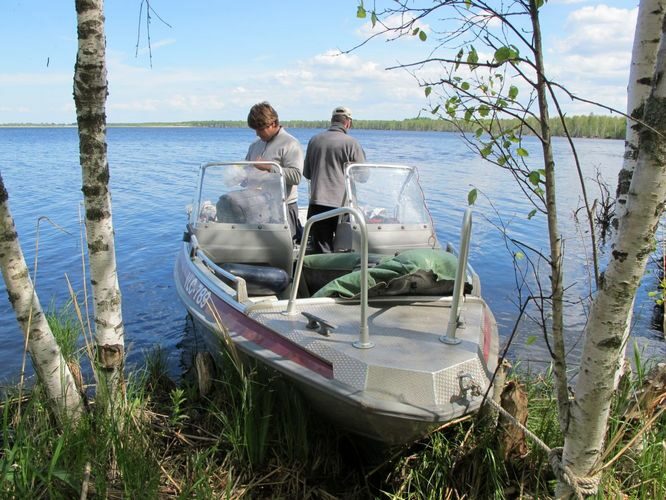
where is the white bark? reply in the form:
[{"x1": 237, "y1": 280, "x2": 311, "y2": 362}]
[
  {"x1": 615, "y1": 0, "x2": 664, "y2": 222},
  {"x1": 613, "y1": 0, "x2": 664, "y2": 390},
  {"x1": 560, "y1": 15, "x2": 666, "y2": 496},
  {"x1": 74, "y1": 0, "x2": 125, "y2": 390},
  {"x1": 0, "y1": 174, "x2": 84, "y2": 422}
]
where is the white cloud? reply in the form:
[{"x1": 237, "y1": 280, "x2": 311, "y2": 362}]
[
  {"x1": 545, "y1": 4, "x2": 637, "y2": 114},
  {"x1": 558, "y1": 5, "x2": 637, "y2": 54}
]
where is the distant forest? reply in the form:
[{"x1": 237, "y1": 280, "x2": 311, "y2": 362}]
[
  {"x1": 5, "y1": 114, "x2": 627, "y2": 140},
  {"x1": 136, "y1": 114, "x2": 627, "y2": 140}
]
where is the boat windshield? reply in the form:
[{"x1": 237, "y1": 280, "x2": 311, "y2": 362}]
[
  {"x1": 194, "y1": 162, "x2": 287, "y2": 225},
  {"x1": 345, "y1": 164, "x2": 432, "y2": 225}
]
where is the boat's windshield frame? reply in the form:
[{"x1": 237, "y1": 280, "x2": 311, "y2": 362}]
[
  {"x1": 192, "y1": 161, "x2": 289, "y2": 226},
  {"x1": 343, "y1": 163, "x2": 434, "y2": 226}
]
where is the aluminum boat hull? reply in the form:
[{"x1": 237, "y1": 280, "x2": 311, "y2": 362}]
[{"x1": 175, "y1": 246, "x2": 499, "y2": 445}]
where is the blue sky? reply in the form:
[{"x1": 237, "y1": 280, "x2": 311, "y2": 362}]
[{"x1": 0, "y1": 1, "x2": 637, "y2": 123}]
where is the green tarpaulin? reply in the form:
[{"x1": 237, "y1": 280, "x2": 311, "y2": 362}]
[{"x1": 312, "y1": 248, "x2": 468, "y2": 298}]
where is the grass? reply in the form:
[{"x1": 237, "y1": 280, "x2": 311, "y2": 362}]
[{"x1": 1, "y1": 311, "x2": 664, "y2": 498}]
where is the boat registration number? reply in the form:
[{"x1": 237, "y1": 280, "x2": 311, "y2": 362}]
[{"x1": 184, "y1": 272, "x2": 212, "y2": 309}]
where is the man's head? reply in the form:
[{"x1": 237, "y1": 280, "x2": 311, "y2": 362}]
[
  {"x1": 247, "y1": 102, "x2": 280, "y2": 141},
  {"x1": 331, "y1": 106, "x2": 353, "y2": 128}
]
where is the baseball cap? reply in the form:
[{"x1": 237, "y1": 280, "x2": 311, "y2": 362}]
[{"x1": 332, "y1": 106, "x2": 352, "y2": 119}]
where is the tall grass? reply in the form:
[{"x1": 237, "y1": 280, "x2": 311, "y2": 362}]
[{"x1": 1, "y1": 311, "x2": 664, "y2": 498}]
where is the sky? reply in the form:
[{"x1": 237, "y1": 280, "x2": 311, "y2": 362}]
[{"x1": 0, "y1": 0, "x2": 638, "y2": 124}]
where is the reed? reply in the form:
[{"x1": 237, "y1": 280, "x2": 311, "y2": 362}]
[{"x1": 1, "y1": 312, "x2": 663, "y2": 498}]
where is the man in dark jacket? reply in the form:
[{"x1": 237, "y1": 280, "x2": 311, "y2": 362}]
[{"x1": 303, "y1": 106, "x2": 366, "y2": 253}]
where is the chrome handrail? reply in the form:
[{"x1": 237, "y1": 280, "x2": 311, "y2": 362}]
[
  {"x1": 286, "y1": 207, "x2": 373, "y2": 349},
  {"x1": 441, "y1": 208, "x2": 472, "y2": 345},
  {"x1": 190, "y1": 234, "x2": 248, "y2": 302}
]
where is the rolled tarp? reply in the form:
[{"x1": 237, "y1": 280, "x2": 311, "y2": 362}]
[{"x1": 312, "y1": 248, "x2": 471, "y2": 298}]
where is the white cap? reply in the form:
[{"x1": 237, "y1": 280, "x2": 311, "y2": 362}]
[{"x1": 332, "y1": 106, "x2": 352, "y2": 119}]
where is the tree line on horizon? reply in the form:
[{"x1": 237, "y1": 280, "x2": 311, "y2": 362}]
[
  {"x1": 2, "y1": 114, "x2": 626, "y2": 140},
  {"x1": 149, "y1": 114, "x2": 627, "y2": 139}
]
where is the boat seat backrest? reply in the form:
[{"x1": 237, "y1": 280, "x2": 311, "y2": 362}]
[
  {"x1": 333, "y1": 221, "x2": 440, "y2": 255},
  {"x1": 193, "y1": 224, "x2": 294, "y2": 278}
]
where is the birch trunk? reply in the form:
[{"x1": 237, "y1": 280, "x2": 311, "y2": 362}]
[
  {"x1": 612, "y1": 0, "x2": 664, "y2": 389},
  {"x1": 559, "y1": 18, "x2": 666, "y2": 497},
  {"x1": 74, "y1": 0, "x2": 125, "y2": 399},
  {"x1": 0, "y1": 173, "x2": 84, "y2": 422},
  {"x1": 615, "y1": 0, "x2": 664, "y2": 221},
  {"x1": 530, "y1": 0, "x2": 570, "y2": 433}
]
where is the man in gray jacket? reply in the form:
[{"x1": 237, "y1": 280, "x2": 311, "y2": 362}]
[
  {"x1": 303, "y1": 106, "x2": 366, "y2": 253},
  {"x1": 246, "y1": 102, "x2": 304, "y2": 242}
]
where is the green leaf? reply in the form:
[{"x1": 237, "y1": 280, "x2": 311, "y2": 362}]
[
  {"x1": 356, "y1": 5, "x2": 367, "y2": 18},
  {"x1": 515, "y1": 251, "x2": 525, "y2": 260},
  {"x1": 467, "y1": 47, "x2": 479, "y2": 69},
  {"x1": 371, "y1": 11, "x2": 377, "y2": 27},
  {"x1": 517, "y1": 147, "x2": 529, "y2": 157},
  {"x1": 455, "y1": 48, "x2": 463, "y2": 70},
  {"x1": 419, "y1": 30, "x2": 427, "y2": 41},
  {"x1": 508, "y1": 85, "x2": 519, "y2": 100},
  {"x1": 478, "y1": 104, "x2": 489, "y2": 117},
  {"x1": 648, "y1": 291, "x2": 658, "y2": 297},
  {"x1": 461, "y1": 81, "x2": 470, "y2": 91},
  {"x1": 526, "y1": 336, "x2": 537, "y2": 346},
  {"x1": 480, "y1": 144, "x2": 492, "y2": 158},
  {"x1": 467, "y1": 188, "x2": 478, "y2": 205},
  {"x1": 431, "y1": 104, "x2": 440, "y2": 114},
  {"x1": 425, "y1": 86, "x2": 432, "y2": 97},
  {"x1": 494, "y1": 46, "x2": 518, "y2": 64},
  {"x1": 527, "y1": 209, "x2": 537, "y2": 220},
  {"x1": 497, "y1": 156, "x2": 507, "y2": 166},
  {"x1": 464, "y1": 109, "x2": 473, "y2": 122},
  {"x1": 528, "y1": 170, "x2": 540, "y2": 185},
  {"x1": 412, "y1": 27, "x2": 420, "y2": 36},
  {"x1": 494, "y1": 47, "x2": 512, "y2": 63},
  {"x1": 475, "y1": 127, "x2": 484, "y2": 138}
]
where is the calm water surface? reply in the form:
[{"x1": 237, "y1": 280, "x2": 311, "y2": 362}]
[{"x1": 0, "y1": 127, "x2": 663, "y2": 383}]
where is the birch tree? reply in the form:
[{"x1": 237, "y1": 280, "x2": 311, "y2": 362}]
[
  {"x1": 353, "y1": 0, "x2": 664, "y2": 496},
  {"x1": 611, "y1": 0, "x2": 664, "y2": 390},
  {"x1": 354, "y1": 0, "x2": 577, "y2": 434},
  {"x1": 74, "y1": 0, "x2": 125, "y2": 402},
  {"x1": 615, "y1": 0, "x2": 664, "y2": 222},
  {"x1": 0, "y1": 173, "x2": 84, "y2": 422},
  {"x1": 559, "y1": 13, "x2": 666, "y2": 497}
]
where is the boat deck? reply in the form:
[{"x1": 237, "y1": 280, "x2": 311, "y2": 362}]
[{"x1": 248, "y1": 297, "x2": 491, "y2": 407}]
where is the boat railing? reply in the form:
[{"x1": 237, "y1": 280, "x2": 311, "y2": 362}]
[
  {"x1": 287, "y1": 207, "x2": 374, "y2": 349},
  {"x1": 189, "y1": 234, "x2": 248, "y2": 303},
  {"x1": 441, "y1": 208, "x2": 472, "y2": 345}
]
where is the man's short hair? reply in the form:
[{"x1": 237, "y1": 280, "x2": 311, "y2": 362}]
[{"x1": 247, "y1": 102, "x2": 279, "y2": 130}]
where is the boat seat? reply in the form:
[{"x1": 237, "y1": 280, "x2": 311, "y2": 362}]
[{"x1": 220, "y1": 263, "x2": 290, "y2": 296}]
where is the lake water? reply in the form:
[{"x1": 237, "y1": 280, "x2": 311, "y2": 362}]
[{"x1": 0, "y1": 127, "x2": 663, "y2": 384}]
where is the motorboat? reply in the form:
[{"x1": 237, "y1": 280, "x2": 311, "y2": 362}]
[{"x1": 174, "y1": 161, "x2": 499, "y2": 445}]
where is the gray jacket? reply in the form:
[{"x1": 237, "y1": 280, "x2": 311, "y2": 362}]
[
  {"x1": 245, "y1": 127, "x2": 303, "y2": 205},
  {"x1": 303, "y1": 124, "x2": 365, "y2": 207}
]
